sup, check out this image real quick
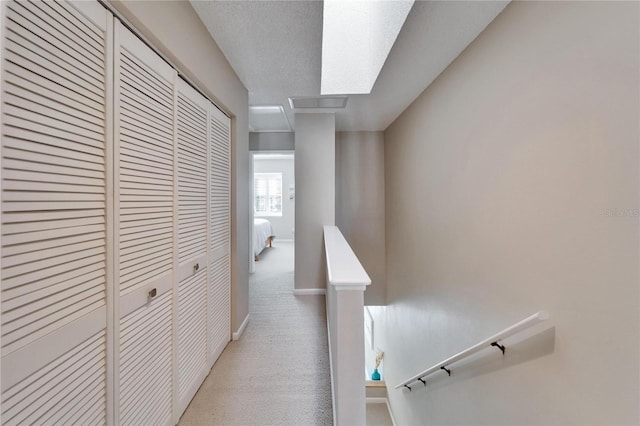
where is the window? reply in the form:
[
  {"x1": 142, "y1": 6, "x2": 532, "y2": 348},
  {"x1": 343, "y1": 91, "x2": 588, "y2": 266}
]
[{"x1": 254, "y1": 173, "x2": 282, "y2": 216}]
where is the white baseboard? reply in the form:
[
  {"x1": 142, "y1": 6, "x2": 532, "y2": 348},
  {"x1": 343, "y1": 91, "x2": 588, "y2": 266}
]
[
  {"x1": 386, "y1": 398, "x2": 397, "y2": 426},
  {"x1": 232, "y1": 314, "x2": 250, "y2": 341},
  {"x1": 326, "y1": 302, "x2": 337, "y2": 426},
  {"x1": 292, "y1": 288, "x2": 326, "y2": 296}
]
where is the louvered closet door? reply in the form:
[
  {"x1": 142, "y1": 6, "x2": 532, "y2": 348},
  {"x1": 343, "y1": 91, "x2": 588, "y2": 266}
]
[
  {"x1": 208, "y1": 105, "x2": 232, "y2": 366},
  {"x1": 114, "y1": 20, "x2": 176, "y2": 426},
  {"x1": 174, "y1": 78, "x2": 209, "y2": 417},
  {"x1": 0, "y1": 1, "x2": 111, "y2": 424}
]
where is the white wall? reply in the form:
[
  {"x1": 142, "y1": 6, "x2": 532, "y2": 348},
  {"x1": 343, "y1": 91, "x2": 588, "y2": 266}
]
[
  {"x1": 254, "y1": 156, "x2": 295, "y2": 240},
  {"x1": 336, "y1": 132, "x2": 386, "y2": 305},
  {"x1": 295, "y1": 114, "x2": 335, "y2": 290},
  {"x1": 107, "y1": 0, "x2": 250, "y2": 333},
  {"x1": 380, "y1": 1, "x2": 639, "y2": 425}
]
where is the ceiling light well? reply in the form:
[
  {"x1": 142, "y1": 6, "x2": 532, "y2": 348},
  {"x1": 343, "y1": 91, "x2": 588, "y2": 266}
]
[
  {"x1": 321, "y1": 0, "x2": 415, "y2": 95},
  {"x1": 249, "y1": 105, "x2": 292, "y2": 132}
]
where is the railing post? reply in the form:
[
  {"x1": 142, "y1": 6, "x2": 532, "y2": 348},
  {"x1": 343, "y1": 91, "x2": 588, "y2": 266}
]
[{"x1": 324, "y1": 226, "x2": 371, "y2": 426}]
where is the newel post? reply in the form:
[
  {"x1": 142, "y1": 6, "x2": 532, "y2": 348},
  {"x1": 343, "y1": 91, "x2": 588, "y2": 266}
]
[{"x1": 324, "y1": 226, "x2": 371, "y2": 426}]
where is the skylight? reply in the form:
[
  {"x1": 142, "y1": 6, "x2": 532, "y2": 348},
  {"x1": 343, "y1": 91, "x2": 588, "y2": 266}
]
[{"x1": 321, "y1": 0, "x2": 415, "y2": 95}]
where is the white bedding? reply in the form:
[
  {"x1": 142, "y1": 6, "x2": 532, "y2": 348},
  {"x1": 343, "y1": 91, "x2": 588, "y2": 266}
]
[{"x1": 253, "y1": 218, "x2": 276, "y2": 256}]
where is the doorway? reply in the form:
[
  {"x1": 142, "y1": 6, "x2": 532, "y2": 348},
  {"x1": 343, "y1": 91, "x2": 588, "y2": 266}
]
[{"x1": 250, "y1": 151, "x2": 295, "y2": 276}]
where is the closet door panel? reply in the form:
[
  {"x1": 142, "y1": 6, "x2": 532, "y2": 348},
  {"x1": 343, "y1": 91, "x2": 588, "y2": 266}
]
[
  {"x1": 209, "y1": 107, "x2": 231, "y2": 260},
  {"x1": 1, "y1": 1, "x2": 110, "y2": 424},
  {"x1": 176, "y1": 79, "x2": 208, "y2": 266},
  {"x1": 119, "y1": 292, "x2": 172, "y2": 426},
  {"x1": 2, "y1": 330, "x2": 107, "y2": 426},
  {"x1": 208, "y1": 106, "x2": 231, "y2": 366},
  {"x1": 115, "y1": 23, "x2": 175, "y2": 298},
  {"x1": 115, "y1": 20, "x2": 175, "y2": 426},
  {"x1": 175, "y1": 78, "x2": 209, "y2": 416},
  {"x1": 116, "y1": 21, "x2": 174, "y2": 295},
  {"x1": 209, "y1": 254, "x2": 230, "y2": 363},
  {"x1": 176, "y1": 271, "x2": 207, "y2": 406}
]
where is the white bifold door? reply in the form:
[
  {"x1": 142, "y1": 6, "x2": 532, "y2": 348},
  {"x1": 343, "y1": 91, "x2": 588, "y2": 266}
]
[
  {"x1": 114, "y1": 19, "x2": 176, "y2": 426},
  {"x1": 174, "y1": 74, "x2": 232, "y2": 420},
  {"x1": 174, "y1": 78, "x2": 209, "y2": 416},
  {"x1": 1, "y1": 1, "x2": 232, "y2": 425},
  {"x1": 0, "y1": 1, "x2": 111, "y2": 424},
  {"x1": 208, "y1": 102, "x2": 232, "y2": 367}
]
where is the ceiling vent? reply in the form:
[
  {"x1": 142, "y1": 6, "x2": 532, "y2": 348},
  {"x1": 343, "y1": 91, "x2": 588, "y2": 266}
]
[
  {"x1": 249, "y1": 105, "x2": 292, "y2": 132},
  {"x1": 288, "y1": 96, "x2": 348, "y2": 110}
]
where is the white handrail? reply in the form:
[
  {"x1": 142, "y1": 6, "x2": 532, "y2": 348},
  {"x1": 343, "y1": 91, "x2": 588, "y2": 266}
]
[
  {"x1": 324, "y1": 226, "x2": 371, "y2": 290},
  {"x1": 395, "y1": 311, "x2": 550, "y2": 390}
]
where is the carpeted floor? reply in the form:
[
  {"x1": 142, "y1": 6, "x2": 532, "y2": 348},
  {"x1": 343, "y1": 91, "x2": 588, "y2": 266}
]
[{"x1": 179, "y1": 241, "x2": 334, "y2": 426}]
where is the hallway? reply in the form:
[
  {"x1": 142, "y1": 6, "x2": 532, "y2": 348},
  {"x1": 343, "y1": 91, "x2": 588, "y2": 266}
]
[{"x1": 179, "y1": 241, "x2": 333, "y2": 425}]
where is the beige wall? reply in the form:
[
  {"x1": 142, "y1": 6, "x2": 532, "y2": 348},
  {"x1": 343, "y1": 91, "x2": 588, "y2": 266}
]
[
  {"x1": 108, "y1": 0, "x2": 250, "y2": 333},
  {"x1": 336, "y1": 132, "x2": 386, "y2": 305},
  {"x1": 380, "y1": 1, "x2": 639, "y2": 425},
  {"x1": 250, "y1": 132, "x2": 295, "y2": 151},
  {"x1": 295, "y1": 114, "x2": 335, "y2": 290}
]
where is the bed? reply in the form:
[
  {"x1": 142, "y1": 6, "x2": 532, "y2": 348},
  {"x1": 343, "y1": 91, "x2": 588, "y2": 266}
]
[{"x1": 253, "y1": 218, "x2": 276, "y2": 261}]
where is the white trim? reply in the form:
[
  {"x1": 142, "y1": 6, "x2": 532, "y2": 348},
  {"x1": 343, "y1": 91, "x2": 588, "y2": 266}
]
[
  {"x1": 334, "y1": 284, "x2": 367, "y2": 292},
  {"x1": 249, "y1": 153, "x2": 255, "y2": 274},
  {"x1": 292, "y1": 288, "x2": 327, "y2": 296},
  {"x1": 171, "y1": 70, "x2": 180, "y2": 425},
  {"x1": 274, "y1": 238, "x2": 294, "y2": 242},
  {"x1": 386, "y1": 398, "x2": 397, "y2": 426},
  {"x1": 104, "y1": 12, "x2": 115, "y2": 426},
  {"x1": 232, "y1": 314, "x2": 250, "y2": 341},
  {"x1": 326, "y1": 296, "x2": 337, "y2": 426},
  {"x1": 0, "y1": 0, "x2": 4, "y2": 415},
  {"x1": 253, "y1": 153, "x2": 294, "y2": 161},
  {"x1": 112, "y1": 19, "x2": 122, "y2": 424}
]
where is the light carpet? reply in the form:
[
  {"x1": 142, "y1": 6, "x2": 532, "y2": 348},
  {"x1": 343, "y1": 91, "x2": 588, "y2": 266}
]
[{"x1": 179, "y1": 241, "x2": 333, "y2": 426}]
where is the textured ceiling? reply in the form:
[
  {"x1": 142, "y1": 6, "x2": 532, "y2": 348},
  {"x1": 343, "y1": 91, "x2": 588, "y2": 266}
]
[{"x1": 190, "y1": 0, "x2": 509, "y2": 132}]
